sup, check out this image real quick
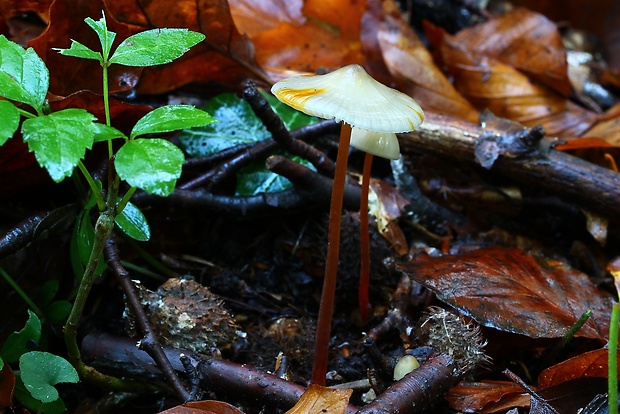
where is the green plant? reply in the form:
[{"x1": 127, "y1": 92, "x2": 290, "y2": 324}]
[{"x1": 0, "y1": 11, "x2": 215, "y2": 403}]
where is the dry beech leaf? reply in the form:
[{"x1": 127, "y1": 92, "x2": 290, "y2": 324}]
[
  {"x1": 446, "y1": 380, "x2": 529, "y2": 413},
  {"x1": 362, "y1": 0, "x2": 478, "y2": 123},
  {"x1": 0, "y1": 362, "x2": 16, "y2": 407},
  {"x1": 449, "y1": 8, "x2": 570, "y2": 96},
  {"x1": 239, "y1": 0, "x2": 366, "y2": 74},
  {"x1": 0, "y1": 0, "x2": 53, "y2": 22},
  {"x1": 538, "y1": 348, "x2": 619, "y2": 388},
  {"x1": 398, "y1": 246, "x2": 611, "y2": 340},
  {"x1": 106, "y1": 0, "x2": 270, "y2": 94},
  {"x1": 159, "y1": 400, "x2": 244, "y2": 414},
  {"x1": 286, "y1": 384, "x2": 352, "y2": 414},
  {"x1": 368, "y1": 178, "x2": 409, "y2": 256},
  {"x1": 438, "y1": 38, "x2": 597, "y2": 138},
  {"x1": 28, "y1": 0, "x2": 141, "y2": 96}
]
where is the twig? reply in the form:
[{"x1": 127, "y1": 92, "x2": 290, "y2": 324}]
[
  {"x1": 81, "y1": 333, "x2": 359, "y2": 413},
  {"x1": 242, "y1": 79, "x2": 336, "y2": 174},
  {"x1": 0, "y1": 212, "x2": 49, "y2": 259},
  {"x1": 104, "y1": 236, "x2": 190, "y2": 402},
  {"x1": 402, "y1": 112, "x2": 620, "y2": 218},
  {"x1": 356, "y1": 353, "x2": 457, "y2": 413}
]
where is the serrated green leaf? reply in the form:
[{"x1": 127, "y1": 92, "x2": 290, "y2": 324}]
[
  {"x1": 92, "y1": 122, "x2": 126, "y2": 142},
  {"x1": 115, "y1": 138, "x2": 184, "y2": 196},
  {"x1": 0, "y1": 310, "x2": 41, "y2": 364},
  {"x1": 84, "y1": 14, "x2": 115, "y2": 60},
  {"x1": 115, "y1": 200, "x2": 150, "y2": 241},
  {"x1": 130, "y1": 105, "x2": 215, "y2": 140},
  {"x1": 263, "y1": 92, "x2": 319, "y2": 130},
  {"x1": 0, "y1": 99, "x2": 19, "y2": 145},
  {"x1": 0, "y1": 35, "x2": 48, "y2": 112},
  {"x1": 54, "y1": 39, "x2": 101, "y2": 62},
  {"x1": 21, "y1": 108, "x2": 96, "y2": 182},
  {"x1": 236, "y1": 155, "x2": 316, "y2": 196},
  {"x1": 109, "y1": 29, "x2": 205, "y2": 67},
  {"x1": 178, "y1": 93, "x2": 271, "y2": 157},
  {"x1": 20, "y1": 351, "x2": 79, "y2": 404},
  {"x1": 14, "y1": 374, "x2": 67, "y2": 414}
]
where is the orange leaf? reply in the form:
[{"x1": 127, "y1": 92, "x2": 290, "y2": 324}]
[
  {"x1": 398, "y1": 246, "x2": 611, "y2": 341},
  {"x1": 439, "y1": 39, "x2": 596, "y2": 137},
  {"x1": 241, "y1": 0, "x2": 366, "y2": 75},
  {"x1": 159, "y1": 400, "x2": 244, "y2": 414},
  {"x1": 286, "y1": 384, "x2": 352, "y2": 414},
  {"x1": 449, "y1": 8, "x2": 571, "y2": 96},
  {"x1": 229, "y1": 0, "x2": 305, "y2": 37},
  {"x1": 446, "y1": 380, "x2": 529, "y2": 413},
  {"x1": 538, "y1": 348, "x2": 618, "y2": 388},
  {"x1": 362, "y1": 0, "x2": 478, "y2": 123}
]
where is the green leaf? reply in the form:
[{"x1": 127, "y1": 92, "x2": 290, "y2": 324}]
[
  {"x1": 178, "y1": 93, "x2": 271, "y2": 157},
  {"x1": 0, "y1": 35, "x2": 49, "y2": 112},
  {"x1": 263, "y1": 92, "x2": 319, "y2": 130},
  {"x1": 115, "y1": 200, "x2": 151, "y2": 241},
  {"x1": 0, "y1": 99, "x2": 19, "y2": 145},
  {"x1": 92, "y1": 122, "x2": 126, "y2": 142},
  {"x1": 84, "y1": 14, "x2": 116, "y2": 60},
  {"x1": 21, "y1": 108, "x2": 96, "y2": 182},
  {"x1": 236, "y1": 155, "x2": 316, "y2": 196},
  {"x1": 20, "y1": 351, "x2": 79, "y2": 404},
  {"x1": 109, "y1": 29, "x2": 205, "y2": 67},
  {"x1": 115, "y1": 138, "x2": 184, "y2": 196},
  {"x1": 0, "y1": 310, "x2": 41, "y2": 364},
  {"x1": 14, "y1": 374, "x2": 67, "y2": 414},
  {"x1": 38, "y1": 280, "x2": 60, "y2": 306},
  {"x1": 130, "y1": 105, "x2": 215, "y2": 140},
  {"x1": 54, "y1": 39, "x2": 101, "y2": 62},
  {"x1": 43, "y1": 301, "x2": 72, "y2": 325}
]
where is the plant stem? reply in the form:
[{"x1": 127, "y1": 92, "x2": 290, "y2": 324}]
[
  {"x1": 0, "y1": 267, "x2": 43, "y2": 316},
  {"x1": 359, "y1": 152, "x2": 373, "y2": 323},
  {"x1": 78, "y1": 161, "x2": 106, "y2": 211},
  {"x1": 64, "y1": 210, "x2": 115, "y2": 370},
  {"x1": 610, "y1": 302, "x2": 619, "y2": 414},
  {"x1": 17, "y1": 108, "x2": 36, "y2": 119},
  {"x1": 116, "y1": 186, "x2": 137, "y2": 214},
  {"x1": 101, "y1": 62, "x2": 113, "y2": 157},
  {"x1": 312, "y1": 122, "x2": 351, "y2": 385}
]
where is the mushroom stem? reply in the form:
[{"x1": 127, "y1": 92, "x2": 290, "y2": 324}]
[
  {"x1": 312, "y1": 122, "x2": 352, "y2": 385},
  {"x1": 359, "y1": 152, "x2": 373, "y2": 323}
]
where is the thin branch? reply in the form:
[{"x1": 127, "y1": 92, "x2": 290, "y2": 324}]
[
  {"x1": 0, "y1": 212, "x2": 49, "y2": 259},
  {"x1": 104, "y1": 236, "x2": 190, "y2": 402}
]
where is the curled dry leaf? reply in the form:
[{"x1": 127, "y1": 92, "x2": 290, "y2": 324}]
[
  {"x1": 448, "y1": 8, "x2": 571, "y2": 96},
  {"x1": 363, "y1": 0, "x2": 478, "y2": 123},
  {"x1": 368, "y1": 178, "x2": 409, "y2": 256},
  {"x1": 286, "y1": 384, "x2": 352, "y2": 414},
  {"x1": 398, "y1": 246, "x2": 611, "y2": 341}
]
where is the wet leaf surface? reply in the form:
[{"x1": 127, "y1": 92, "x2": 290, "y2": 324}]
[{"x1": 399, "y1": 246, "x2": 612, "y2": 340}]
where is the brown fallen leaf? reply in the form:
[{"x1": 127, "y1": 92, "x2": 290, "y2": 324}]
[
  {"x1": 446, "y1": 380, "x2": 529, "y2": 413},
  {"x1": 368, "y1": 178, "x2": 409, "y2": 256},
  {"x1": 286, "y1": 384, "x2": 353, "y2": 414},
  {"x1": 228, "y1": 0, "x2": 305, "y2": 37},
  {"x1": 448, "y1": 8, "x2": 571, "y2": 96},
  {"x1": 538, "y1": 348, "x2": 617, "y2": 388},
  {"x1": 398, "y1": 246, "x2": 611, "y2": 341},
  {"x1": 159, "y1": 400, "x2": 244, "y2": 414},
  {"x1": 28, "y1": 0, "x2": 141, "y2": 97},
  {"x1": 236, "y1": 0, "x2": 366, "y2": 75},
  {"x1": 0, "y1": 362, "x2": 16, "y2": 408},
  {"x1": 361, "y1": 0, "x2": 478, "y2": 123}
]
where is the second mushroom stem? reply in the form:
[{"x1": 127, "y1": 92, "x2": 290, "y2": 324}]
[
  {"x1": 359, "y1": 152, "x2": 373, "y2": 323},
  {"x1": 312, "y1": 122, "x2": 352, "y2": 385}
]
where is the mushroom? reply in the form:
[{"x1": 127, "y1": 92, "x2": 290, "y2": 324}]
[{"x1": 271, "y1": 64, "x2": 424, "y2": 385}]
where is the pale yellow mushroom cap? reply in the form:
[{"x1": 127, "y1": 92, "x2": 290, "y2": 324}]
[
  {"x1": 350, "y1": 128, "x2": 400, "y2": 160},
  {"x1": 270, "y1": 64, "x2": 424, "y2": 134}
]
